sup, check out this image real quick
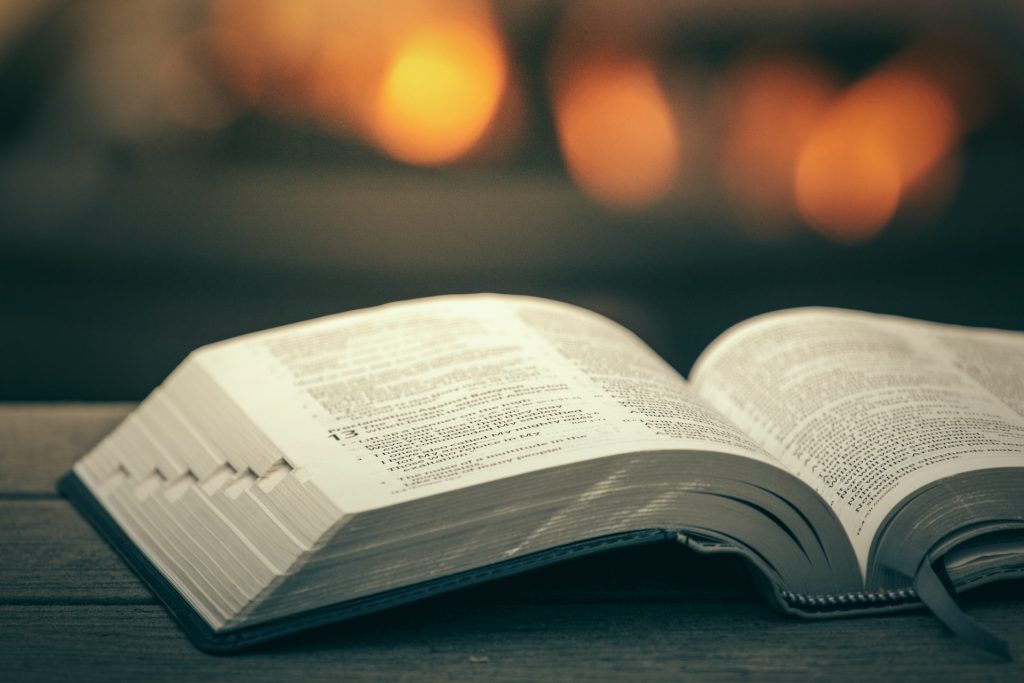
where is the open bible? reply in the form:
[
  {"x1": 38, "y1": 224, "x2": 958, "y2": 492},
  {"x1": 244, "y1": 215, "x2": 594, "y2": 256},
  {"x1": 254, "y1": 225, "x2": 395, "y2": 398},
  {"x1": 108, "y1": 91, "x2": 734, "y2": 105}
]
[{"x1": 60, "y1": 295, "x2": 1024, "y2": 653}]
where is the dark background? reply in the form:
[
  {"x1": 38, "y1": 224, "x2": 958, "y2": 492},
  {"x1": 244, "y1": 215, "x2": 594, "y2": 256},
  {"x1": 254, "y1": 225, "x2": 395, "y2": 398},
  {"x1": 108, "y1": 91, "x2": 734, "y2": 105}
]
[{"x1": 2, "y1": 0, "x2": 1023, "y2": 401}]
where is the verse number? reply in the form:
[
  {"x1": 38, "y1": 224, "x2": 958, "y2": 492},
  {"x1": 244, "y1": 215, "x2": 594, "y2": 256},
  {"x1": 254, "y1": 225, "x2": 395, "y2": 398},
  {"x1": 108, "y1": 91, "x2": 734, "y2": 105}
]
[{"x1": 328, "y1": 428, "x2": 358, "y2": 441}]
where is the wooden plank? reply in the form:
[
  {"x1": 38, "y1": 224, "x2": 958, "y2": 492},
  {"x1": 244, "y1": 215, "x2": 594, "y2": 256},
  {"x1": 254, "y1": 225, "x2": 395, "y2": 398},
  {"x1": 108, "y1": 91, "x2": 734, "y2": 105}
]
[
  {"x1": 0, "y1": 500, "x2": 150, "y2": 602},
  {"x1": 0, "y1": 500, "x2": 755, "y2": 604},
  {"x1": 2, "y1": 602, "x2": 1023, "y2": 682},
  {"x1": 0, "y1": 404, "x2": 131, "y2": 492}
]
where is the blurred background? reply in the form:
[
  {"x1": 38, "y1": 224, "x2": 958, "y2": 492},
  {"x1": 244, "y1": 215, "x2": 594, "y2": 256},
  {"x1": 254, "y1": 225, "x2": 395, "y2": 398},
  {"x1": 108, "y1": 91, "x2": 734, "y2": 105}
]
[{"x1": 2, "y1": 0, "x2": 1022, "y2": 400}]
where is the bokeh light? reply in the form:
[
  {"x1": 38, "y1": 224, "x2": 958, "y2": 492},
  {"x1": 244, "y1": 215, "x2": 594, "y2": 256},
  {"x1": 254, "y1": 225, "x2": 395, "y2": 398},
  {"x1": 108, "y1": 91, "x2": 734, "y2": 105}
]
[
  {"x1": 795, "y1": 130, "x2": 903, "y2": 242},
  {"x1": 717, "y1": 56, "x2": 838, "y2": 229},
  {"x1": 370, "y1": 19, "x2": 507, "y2": 165},
  {"x1": 553, "y1": 57, "x2": 681, "y2": 210},
  {"x1": 172, "y1": 4, "x2": 1000, "y2": 231},
  {"x1": 795, "y1": 61, "x2": 960, "y2": 242},
  {"x1": 207, "y1": 0, "x2": 507, "y2": 166}
]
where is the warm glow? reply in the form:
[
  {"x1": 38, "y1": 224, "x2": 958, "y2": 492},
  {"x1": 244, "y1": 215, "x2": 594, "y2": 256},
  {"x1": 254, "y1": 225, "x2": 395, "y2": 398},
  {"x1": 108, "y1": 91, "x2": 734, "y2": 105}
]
[
  {"x1": 209, "y1": 0, "x2": 509, "y2": 165},
  {"x1": 795, "y1": 135, "x2": 902, "y2": 242},
  {"x1": 554, "y1": 59, "x2": 681, "y2": 209},
  {"x1": 795, "y1": 64, "x2": 960, "y2": 242},
  {"x1": 370, "y1": 20, "x2": 506, "y2": 165},
  {"x1": 718, "y1": 58, "x2": 837, "y2": 225}
]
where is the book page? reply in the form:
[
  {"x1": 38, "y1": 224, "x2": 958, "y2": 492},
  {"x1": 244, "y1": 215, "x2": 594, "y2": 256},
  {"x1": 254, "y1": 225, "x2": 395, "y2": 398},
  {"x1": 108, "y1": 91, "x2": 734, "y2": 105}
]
[
  {"x1": 690, "y1": 308, "x2": 1024, "y2": 574},
  {"x1": 193, "y1": 295, "x2": 773, "y2": 511}
]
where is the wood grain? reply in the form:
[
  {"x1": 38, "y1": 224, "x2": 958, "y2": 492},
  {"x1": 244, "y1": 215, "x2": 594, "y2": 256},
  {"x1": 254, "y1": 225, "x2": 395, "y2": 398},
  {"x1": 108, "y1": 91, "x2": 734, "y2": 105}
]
[
  {"x1": 2, "y1": 602, "x2": 1022, "y2": 682},
  {"x1": 3, "y1": 405, "x2": 1023, "y2": 681},
  {"x1": 0, "y1": 404, "x2": 131, "y2": 492},
  {"x1": 0, "y1": 500, "x2": 151, "y2": 602}
]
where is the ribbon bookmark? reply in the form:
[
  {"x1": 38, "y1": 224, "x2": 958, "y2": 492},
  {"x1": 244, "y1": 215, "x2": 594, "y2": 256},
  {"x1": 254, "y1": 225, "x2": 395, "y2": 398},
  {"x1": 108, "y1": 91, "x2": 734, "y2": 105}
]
[{"x1": 914, "y1": 558, "x2": 1013, "y2": 661}]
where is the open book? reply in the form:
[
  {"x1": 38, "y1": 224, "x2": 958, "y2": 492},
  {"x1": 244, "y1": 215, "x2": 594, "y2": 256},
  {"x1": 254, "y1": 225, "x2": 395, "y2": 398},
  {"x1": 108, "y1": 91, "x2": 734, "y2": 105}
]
[{"x1": 60, "y1": 295, "x2": 1024, "y2": 653}]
